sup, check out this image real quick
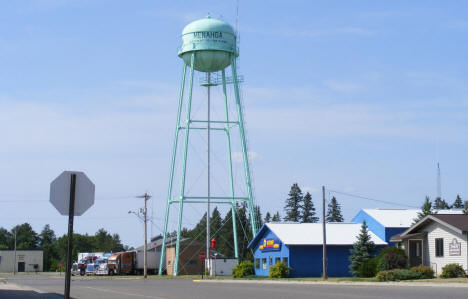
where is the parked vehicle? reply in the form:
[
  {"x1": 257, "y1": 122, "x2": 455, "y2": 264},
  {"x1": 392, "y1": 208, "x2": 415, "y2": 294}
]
[
  {"x1": 86, "y1": 257, "x2": 108, "y2": 275},
  {"x1": 71, "y1": 262, "x2": 80, "y2": 276},
  {"x1": 135, "y1": 248, "x2": 160, "y2": 275},
  {"x1": 107, "y1": 249, "x2": 159, "y2": 275},
  {"x1": 107, "y1": 251, "x2": 135, "y2": 275},
  {"x1": 96, "y1": 258, "x2": 113, "y2": 275},
  {"x1": 77, "y1": 256, "x2": 98, "y2": 276}
]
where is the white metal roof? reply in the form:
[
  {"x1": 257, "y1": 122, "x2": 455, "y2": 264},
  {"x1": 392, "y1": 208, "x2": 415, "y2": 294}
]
[
  {"x1": 361, "y1": 209, "x2": 463, "y2": 228},
  {"x1": 362, "y1": 209, "x2": 419, "y2": 227},
  {"x1": 265, "y1": 223, "x2": 387, "y2": 245}
]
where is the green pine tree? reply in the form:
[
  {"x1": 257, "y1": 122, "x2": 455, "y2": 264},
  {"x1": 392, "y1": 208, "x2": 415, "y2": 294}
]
[
  {"x1": 40, "y1": 224, "x2": 58, "y2": 271},
  {"x1": 463, "y1": 201, "x2": 468, "y2": 215},
  {"x1": 0, "y1": 228, "x2": 11, "y2": 249},
  {"x1": 272, "y1": 212, "x2": 281, "y2": 222},
  {"x1": 254, "y1": 205, "x2": 263, "y2": 228},
  {"x1": 210, "y1": 207, "x2": 223, "y2": 238},
  {"x1": 218, "y1": 209, "x2": 235, "y2": 257},
  {"x1": 413, "y1": 196, "x2": 433, "y2": 224},
  {"x1": 301, "y1": 192, "x2": 319, "y2": 223},
  {"x1": 11, "y1": 223, "x2": 40, "y2": 249},
  {"x1": 453, "y1": 195, "x2": 463, "y2": 209},
  {"x1": 284, "y1": 183, "x2": 303, "y2": 222},
  {"x1": 434, "y1": 197, "x2": 450, "y2": 210},
  {"x1": 349, "y1": 221, "x2": 375, "y2": 277},
  {"x1": 237, "y1": 202, "x2": 253, "y2": 261},
  {"x1": 264, "y1": 212, "x2": 271, "y2": 223},
  {"x1": 326, "y1": 197, "x2": 344, "y2": 222}
]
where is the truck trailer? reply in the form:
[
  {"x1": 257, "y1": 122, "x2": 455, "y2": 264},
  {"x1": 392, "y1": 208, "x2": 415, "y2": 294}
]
[{"x1": 106, "y1": 249, "x2": 159, "y2": 275}]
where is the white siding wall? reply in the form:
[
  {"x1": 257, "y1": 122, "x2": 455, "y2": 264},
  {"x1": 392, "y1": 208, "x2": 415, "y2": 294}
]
[{"x1": 423, "y1": 222, "x2": 467, "y2": 274}]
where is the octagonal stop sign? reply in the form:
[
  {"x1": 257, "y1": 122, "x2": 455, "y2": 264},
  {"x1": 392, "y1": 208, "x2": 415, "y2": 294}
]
[{"x1": 50, "y1": 171, "x2": 95, "y2": 216}]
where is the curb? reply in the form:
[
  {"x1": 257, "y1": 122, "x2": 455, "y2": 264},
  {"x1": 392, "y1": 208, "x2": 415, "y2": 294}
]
[{"x1": 192, "y1": 279, "x2": 468, "y2": 288}]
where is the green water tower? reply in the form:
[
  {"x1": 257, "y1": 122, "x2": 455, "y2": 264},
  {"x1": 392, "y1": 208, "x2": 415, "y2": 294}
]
[
  {"x1": 178, "y1": 16, "x2": 238, "y2": 72},
  {"x1": 158, "y1": 16, "x2": 258, "y2": 276}
]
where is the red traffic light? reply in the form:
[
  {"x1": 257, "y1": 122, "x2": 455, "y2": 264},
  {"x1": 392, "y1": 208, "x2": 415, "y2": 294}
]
[{"x1": 210, "y1": 238, "x2": 216, "y2": 249}]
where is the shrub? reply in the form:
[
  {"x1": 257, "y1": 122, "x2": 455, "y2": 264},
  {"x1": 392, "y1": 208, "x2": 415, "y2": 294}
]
[
  {"x1": 376, "y1": 247, "x2": 408, "y2": 272},
  {"x1": 376, "y1": 269, "x2": 421, "y2": 281},
  {"x1": 440, "y1": 263, "x2": 466, "y2": 278},
  {"x1": 232, "y1": 261, "x2": 254, "y2": 278},
  {"x1": 357, "y1": 257, "x2": 378, "y2": 277},
  {"x1": 376, "y1": 270, "x2": 394, "y2": 281},
  {"x1": 411, "y1": 265, "x2": 434, "y2": 279},
  {"x1": 269, "y1": 262, "x2": 290, "y2": 278}
]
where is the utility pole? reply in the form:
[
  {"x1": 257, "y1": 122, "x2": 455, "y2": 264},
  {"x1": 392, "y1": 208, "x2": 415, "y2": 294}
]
[
  {"x1": 135, "y1": 193, "x2": 151, "y2": 279},
  {"x1": 322, "y1": 185, "x2": 327, "y2": 280},
  {"x1": 206, "y1": 72, "x2": 211, "y2": 275},
  {"x1": 13, "y1": 230, "x2": 16, "y2": 275}
]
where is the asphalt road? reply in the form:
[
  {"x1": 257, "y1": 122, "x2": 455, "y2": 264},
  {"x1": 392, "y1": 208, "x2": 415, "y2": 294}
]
[{"x1": 2, "y1": 275, "x2": 468, "y2": 299}]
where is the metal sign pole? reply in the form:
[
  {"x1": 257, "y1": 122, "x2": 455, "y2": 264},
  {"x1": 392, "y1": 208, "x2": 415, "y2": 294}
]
[{"x1": 64, "y1": 174, "x2": 76, "y2": 299}]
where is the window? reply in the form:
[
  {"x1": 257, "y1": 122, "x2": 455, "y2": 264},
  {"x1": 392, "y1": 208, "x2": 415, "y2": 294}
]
[
  {"x1": 282, "y1": 257, "x2": 288, "y2": 265},
  {"x1": 435, "y1": 238, "x2": 444, "y2": 257},
  {"x1": 269, "y1": 256, "x2": 272, "y2": 265},
  {"x1": 262, "y1": 258, "x2": 267, "y2": 270},
  {"x1": 275, "y1": 257, "x2": 281, "y2": 264},
  {"x1": 255, "y1": 259, "x2": 260, "y2": 269}
]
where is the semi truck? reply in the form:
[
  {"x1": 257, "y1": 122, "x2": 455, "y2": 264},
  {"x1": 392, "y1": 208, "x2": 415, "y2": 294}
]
[
  {"x1": 86, "y1": 257, "x2": 108, "y2": 275},
  {"x1": 77, "y1": 255, "x2": 99, "y2": 276},
  {"x1": 107, "y1": 249, "x2": 160, "y2": 275}
]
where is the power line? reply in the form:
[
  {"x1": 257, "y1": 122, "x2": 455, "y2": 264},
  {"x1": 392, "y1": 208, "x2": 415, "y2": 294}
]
[{"x1": 327, "y1": 189, "x2": 419, "y2": 209}]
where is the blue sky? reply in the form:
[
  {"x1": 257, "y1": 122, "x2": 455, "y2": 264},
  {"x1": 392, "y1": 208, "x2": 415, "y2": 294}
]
[{"x1": 1, "y1": 0, "x2": 467, "y2": 247}]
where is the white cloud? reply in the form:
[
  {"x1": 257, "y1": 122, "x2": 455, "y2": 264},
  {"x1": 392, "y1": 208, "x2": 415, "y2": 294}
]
[{"x1": 231, "y1": 151, "x2": 262, "y2": 163}]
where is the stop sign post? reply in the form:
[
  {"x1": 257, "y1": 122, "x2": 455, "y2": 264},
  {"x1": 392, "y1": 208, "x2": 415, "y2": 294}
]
[{"x1": 50, "y1": 171, "x2": 95, "y2": 299}]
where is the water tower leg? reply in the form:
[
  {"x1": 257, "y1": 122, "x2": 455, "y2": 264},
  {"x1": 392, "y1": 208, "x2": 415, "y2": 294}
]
[
  {"x1": 231, "y1": 56, "x2": 258, "y2": 236},
  {"x1": 158, "y1": 63, "x2": 188, "y2": 275},
  {"x1": 221, "y1": 69, "x2": 239, "y2": 261},
  {"x1": 174, "y1": 52, "x2": 196, "y2": 276}
]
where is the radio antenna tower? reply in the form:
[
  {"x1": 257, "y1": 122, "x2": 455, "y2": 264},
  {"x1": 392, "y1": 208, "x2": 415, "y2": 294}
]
[{"x1": 437, "y1": 162, "x2": 442, "y2": 200}]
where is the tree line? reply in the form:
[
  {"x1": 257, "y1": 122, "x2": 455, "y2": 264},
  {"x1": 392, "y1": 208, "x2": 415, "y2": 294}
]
[
  {"x1": 0, "y1": 223, "x2": 128, "y2": 271},
  {"x1": 413, "y1": 194, "x2": 468, "y2": 223},
  {"x1": 177, "y1": 183, "x2": 345, "y2": 262},
  {"x1": 265, "y1": 183, "x2": 344, "y2": 223}
]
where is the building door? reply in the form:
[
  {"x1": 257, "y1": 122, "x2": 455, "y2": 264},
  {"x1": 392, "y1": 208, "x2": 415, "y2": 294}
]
[
  {"x1": 409, "y1": 240, "x2": 423, "y2": 267},
  {"x1": 18, "y1": 262, "x2": 25, "y2": 272}
]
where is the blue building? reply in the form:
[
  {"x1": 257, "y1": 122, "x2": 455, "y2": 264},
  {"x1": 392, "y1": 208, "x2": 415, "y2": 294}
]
[
  {"x1": 247, "y1": 223, "x2": 387, "y2": 277},
  {"x1": 352, "y1": 209, "x2": 464, "y2": 245},
  {"x1": 351, "y1": 209, "x2": 420, "y2": 244}
]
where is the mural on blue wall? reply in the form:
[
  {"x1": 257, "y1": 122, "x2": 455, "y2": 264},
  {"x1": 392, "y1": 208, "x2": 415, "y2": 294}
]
[{"x1": 259, "y1": 238, "x2": 281, "y2": 252}]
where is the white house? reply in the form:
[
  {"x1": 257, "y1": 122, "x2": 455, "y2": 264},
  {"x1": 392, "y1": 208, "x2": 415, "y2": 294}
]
[{"x1": 391, "y1": 214, "x2": 468, "y2": 275}]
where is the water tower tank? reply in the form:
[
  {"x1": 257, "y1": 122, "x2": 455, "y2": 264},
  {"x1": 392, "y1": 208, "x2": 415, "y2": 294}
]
[{"x1": 178, "y1": 16, "x2": 238, "y2": 72}]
